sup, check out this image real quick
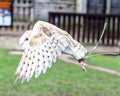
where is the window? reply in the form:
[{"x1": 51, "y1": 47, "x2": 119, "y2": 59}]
[
  {"x1": 87, "y1": 0, "x2": 106, "y2": 14},
  {"x1": 110, "y1": 0, "x2": 120, "y2": 14},
  {"x1": 0, "y1": 0, "x2": 13, "y2": 27}
]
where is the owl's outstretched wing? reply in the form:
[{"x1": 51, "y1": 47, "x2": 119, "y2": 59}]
[
  {"x1": 34, "y1": 21, "x2": 87, "y2": 60},
  {"x1": 15, "y1": 33, "x2": 69, "y2": 83},
  {"x1": 32, "y1": 21, "x2": 87, "y2": 53}
]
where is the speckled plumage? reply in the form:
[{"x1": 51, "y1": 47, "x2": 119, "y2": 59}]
[{"x1": 15, "y1": 21, "x2": 87, "y2": 83}]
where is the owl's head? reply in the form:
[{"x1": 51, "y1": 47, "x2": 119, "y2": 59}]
[{"x1": 19, "y1": 30, "x2": 32, "y2": 49}]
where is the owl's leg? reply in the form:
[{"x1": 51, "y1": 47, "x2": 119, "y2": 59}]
[
  {"x1": 63, "y1": 47, "x2": 88, "y2": 71},
  {"x1": 78, "y1": 58, "x2": 88, "y2": 71}
]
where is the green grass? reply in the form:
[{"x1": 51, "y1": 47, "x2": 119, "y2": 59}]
[
  {"x1": 0, "y1": 49, "x2": 120, "y2": 96},
  {"x1": 86, "y1": 54, "x2": 120, "y2": 71}
]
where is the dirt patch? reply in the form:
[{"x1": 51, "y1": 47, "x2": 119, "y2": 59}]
[
  {"x1": 59, "y1": 54, "x2": 120, "y2": 76},
  {"x1": 0, "y1": 36, "x2": 21, "y2": 50}
]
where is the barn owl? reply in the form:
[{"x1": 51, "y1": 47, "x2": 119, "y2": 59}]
[{"x1": 15, "y1": 21, "x2": 87, "y2": 83}]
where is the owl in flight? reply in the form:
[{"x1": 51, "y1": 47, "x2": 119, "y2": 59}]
[{"x1": 15, "y1": 21, "x2": 87, "y2": 83}]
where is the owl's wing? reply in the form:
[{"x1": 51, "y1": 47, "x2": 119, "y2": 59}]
[
  {"x1": 15, "y1": 33, "x2": 69, "y2": 83},
  {"x1": 32, "y1": 21, "x2": 84, "y2": 48}
]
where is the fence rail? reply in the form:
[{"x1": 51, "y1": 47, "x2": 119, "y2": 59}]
[
  {"x1": 49, "y1": 12, "x2": 120, "y2": 46},
  {"x1": 0, "y1": 22, "x2": 32, "y2": 36}
]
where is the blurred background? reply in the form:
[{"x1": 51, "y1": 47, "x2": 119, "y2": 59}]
[
  {"x1": 0, "y1": 0, "x2": 120, "y2": 49},
  {"x1": 0, "y1": 0, "x2": 120, "y2": 96}
]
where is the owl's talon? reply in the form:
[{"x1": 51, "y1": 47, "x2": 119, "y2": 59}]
[{"x1": 78, "y1": 58, "x2": 88, "y2": 71}]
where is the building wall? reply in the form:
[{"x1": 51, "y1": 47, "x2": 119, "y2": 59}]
[
  {"x1": 13, "y1": 0, "x2": 120, "y2": 22},
  {"x1": 34, "y1": 0, "x2": 76, "y2": 20},
  {"x1": 76, "y1": 0, "x2": 87, "y2": 13}
]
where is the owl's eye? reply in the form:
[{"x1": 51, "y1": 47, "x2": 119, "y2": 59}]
[{"x1": 25, "y1": 38, "x2": 29, "y2": 41}]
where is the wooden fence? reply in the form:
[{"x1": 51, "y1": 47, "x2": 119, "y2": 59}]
[
  {"x1": 13, "y1": 0, "x2": 34, "y2": 22},
  {"x1": 49, "y1": 12, "x2": 120, "y2": 46}
]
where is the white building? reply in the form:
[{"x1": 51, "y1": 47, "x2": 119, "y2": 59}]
[
  {"x1": 34, "y1": 0, "x2": 76, "y2": 20},
  {"x1": 13, "y1": 0, "x2": 120, "y2": 22}
]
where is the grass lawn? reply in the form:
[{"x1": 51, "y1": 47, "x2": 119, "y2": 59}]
[
  {"x1": 86, "y1": 54, "x2": 120, "y2": 71},
  {"x1": 0, "y1": 49, "x2": 120, "y2": 96}
]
